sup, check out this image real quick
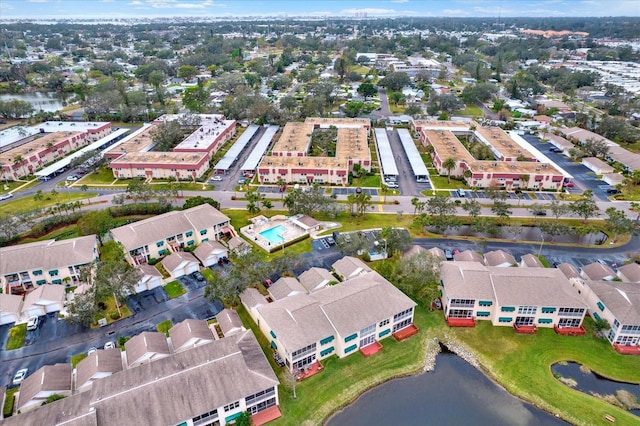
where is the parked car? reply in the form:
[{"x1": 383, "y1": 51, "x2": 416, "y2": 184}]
[
  {"x1": 12, "y1": 368, "x2": 28, "y2": 386},
  {"x1": 66, "y1": 174, "x2": 80, "y2": 182},
  {"x1": 264, "y1": 279, "x2": 273, "y2": 288},
  {"x1": 26, "y1": 316, "x2": 39, "y2": 331},
  {"x1": 193, "y1": 271, "x2": 205, "y2": 282},
  {"x1": 104, "y1": 341, "x2": 116, "y2": 350},
  {"x1": 209, "y1": 175, "x2": 223, "y2": 181},
  {"x1": 444, "y1": 249, "x2": 454, "y2": 260},
  {"x1": 87, "y1": 347, "x2": 97, "y2": 355},
  {"x1": 0, "y1": 193, "x2": 13, "y2": 201},
  {"x1": 37, "y1": 176, "x2": 51, "y2": 181},
  {"x1": 534, "y1": 210, "x2": 548, "y2": 216},
  {"x1": 238, "y1": 177, "x2": 247, "y2": 184},
  {"x1": 564, "y1": 182, "x2": 575, "y2": 188},
  {"x1": 383, "y1": 181, "x2": 399, "y2": 189},
  {"x1": 326, "y1": 236, "x2": 336, "y2": 245}
]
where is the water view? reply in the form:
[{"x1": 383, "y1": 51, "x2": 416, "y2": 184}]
[
  {"x1": 0, "y1": 92, "x2": 65, "y2": 112},
  {"x1": 552, "y1": 362, "x2": 640, "y2": 416},
  {"x1": 329, "y1": 351, "x2": 568, "y2": 426}
]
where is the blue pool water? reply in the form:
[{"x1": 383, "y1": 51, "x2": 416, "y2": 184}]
[{"x1": 260, "y1": 225, "x2": 286, "y2": 243}]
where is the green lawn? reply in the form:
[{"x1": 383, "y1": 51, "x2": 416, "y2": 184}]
[
  {"x1": 0, "y1": 191, "x2": 97, "y2": 215},
  {"x1": 70, "y1": 353, "x2": 88, "y2": 368},
  {"x1": 5, "y1": 323, "x2": 27, "y2": 350},
  {"x1": 3, "y1": 387, "x2": 18, "y2": 417},
  {"x1": 80, "y1": 168, "x2": 119, "y2": 185},
  {"x1": 164, "y1": 280, "x2": 186, "y2": 299},
  {"x1": 93, "y1": 295, "x2": 132, "y2": 326},
  {"x1": 156, "y1": 319, "x2": 172, "y2": 336},
  {"x1": 451, "y1": 320, "x2": 640, "y2": 426},
  {"x1": 238, "y1": 304, "x2": 434, "y2": 426},
  {"x1": 352, "y1": 174, "x2": 381, "y2": 188},
  {"x1": 0, "y1": 180, "x2": 28, "y2": 195},
  {"x1": 428, "y1": 175, "x2": 467, "y2": 190},
  {"x1": 459, "y1": 104, "x2": 484, "y2": 117},
  {"x1": 201, "y1": 268, "x2": 216, "y2": 283}
]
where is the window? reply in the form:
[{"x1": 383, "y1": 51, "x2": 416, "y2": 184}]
[
  {"x1": 478, "y1": 301, "x2": 492, "y2": 307},
  {"x1": 518, "y1": 306, "x2": 537, "y2": 315},
  {"x1": 200, "y1": 229, "x2": 208, "y2": 235},
  {"x1": 379, "y1": 319, "x2": 389, "y2": 327},
  {"x1": 185, "y1": 231, "x2": 193, "y2": 237},
  {"x1": 192, "y1": 409, "x2": 218, "y2": 426},
  {"x1": 541, "y1": 307, "x2": 556, "y2": 314},
  {"x1": 538, "y1": 318, "x2": 553, "y2": 324},
  {"x1": 476, "y1": 311, "x2": 491, "y2": 317},
  {"x1": 245, "y1": 387, "x2": 275, "y2": 405},
  {"x1": 270, "y1": 330, "x2": 277, "y2": 339},
  {"x1": 613, "y1": 319, "x2": 620, "y2": 330},
  {"x1": 292, "y1": 343, "x2": 316, "y2": 360},
  {"x1": 187, "y1": 240, "x2": 194, "y2": 246},
  {"x1": 593, "y1": 312, "x2": 601, "y2": 320},
  {"x1": 448, "y1": 309, "x2": 473, "y2": 318},
  {"x1": 393, "y1": 307, "x2": 413, "y2": 322},
  {"x1": 49, "y1": 269, "x2": 59, "y2": 276},
  {"x1": 498, "y1": 317, "x2": 513, "y2": 323},
  {"x1": 501, "y1": 306, "x2": 515, "y2": 312},
  {"x1": 393, "y1": 318, "x2": 412, "y2": 332},
  {"x1": 36, "y1": 279, "x2": 47, "y2": 285},
  {"x1": 559, "y1": 307, "x2": 585, "y2": 317},
  {"x1": 247, "y1": 397, "x2": 276, "y2": 415},
  {"x1": 156, "y1": 241, "x2": 164, "y2": 247},
  {"x1": 379, "y1": 329, "x2": 391, "y2": 338},
  {"x1": 223, "y1": 401, "x2": 240, "y2": 412},
  {"x1": 345, "y1": 333, "x2": 358, "y2": 343},
  {"x1": 597, "y1": 302, "x2": 605, "y2": 311},
  {"x1": 33, "y1": 270, "x2": 43, "y2": 276},
  {"x1": 621, "y1": 325, "x2": 640, "y2": 335},
  {"x1": 451, "y1": 299, "x2": 475, "y2": 308},
  {"x1": 293, "y1": 354, "x2": 316, "y2": 370},
  {"x1": 360, "y1": 323, "x2": 375, "y2": 337}
]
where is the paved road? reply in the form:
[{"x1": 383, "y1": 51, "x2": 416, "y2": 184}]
[{"x1": 0, "y1": 274, "x2": 223, "y2": 388}]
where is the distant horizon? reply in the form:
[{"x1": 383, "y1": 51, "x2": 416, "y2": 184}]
[{"x1": 1, "y1": 0, "x2": 639, "y2": 20}]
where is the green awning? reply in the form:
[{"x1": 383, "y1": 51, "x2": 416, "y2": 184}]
[
  {"x1": 270, "y1": 340, "x2": 277, "y2": 350},
  {"x1": 225, "y1": 412, "x2": 242, "y2": 423}
]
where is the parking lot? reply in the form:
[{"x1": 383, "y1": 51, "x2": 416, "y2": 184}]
[
  {"x1": 448, "y1": 190, "x2": 555, "y2": 201},
  {"x1": 332, "y1": 188, "x2": 379, "y2": 196}
]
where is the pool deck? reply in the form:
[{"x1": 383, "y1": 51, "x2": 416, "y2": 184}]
[{"x1": 241, "y1": 215, "x2": 308, "y2": 252}]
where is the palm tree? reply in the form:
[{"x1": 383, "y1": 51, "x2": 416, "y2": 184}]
[{"x1": 442, "y1": 157, "x2": 457, "y2": 183}]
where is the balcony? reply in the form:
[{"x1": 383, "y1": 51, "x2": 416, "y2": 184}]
[
  {"x1": 554, "y1": 325, "x2": 586, "y2": 336},
  {"x1": 446, "y1": 317, "x2": 476, "y2": 327},
  {"x1": 513, "y1": 324, "x2": 538, "y2": 334}
]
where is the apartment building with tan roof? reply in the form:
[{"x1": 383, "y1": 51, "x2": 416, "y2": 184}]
[
  {"x1": 110, "y1": 203, "x2": 231, "y2": 265},
  {"x1": 106, "y1": 114, "x2": 235, "y2": 181},
  {"x1": 257, "y1": 118, "x2": 371, "y2": 185},
  {"x1": 412, "y1": 120, "x2": 565, "y2": 190},
  {"x1": 440, "y1": 262, "x2": 587, "y2": 330},
  {"x1": 1, "y1": 235, "x2": 99, "y2": 295},
  {"x1": 0, "y1": 121, "x2": 111, "y2": 181}
]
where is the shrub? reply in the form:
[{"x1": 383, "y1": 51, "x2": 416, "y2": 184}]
[
  {"x1": 110, "y1": 312, "x2": 120, "y2": 320},
  {"x1": 148, "y1": 258, "x2": 158, "y2": 265}
]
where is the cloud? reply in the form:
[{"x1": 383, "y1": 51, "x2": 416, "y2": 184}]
[
  {"x1": 392, "y1": 0, "x2": 409, "y2": 3},
  {"x1": 340, "y1": 8, "x2": 396, "y2": 15}
]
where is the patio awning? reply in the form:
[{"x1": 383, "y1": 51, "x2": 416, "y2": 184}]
[{"x1": 270, "y1": 340, "x2": 277, "y2": 350}]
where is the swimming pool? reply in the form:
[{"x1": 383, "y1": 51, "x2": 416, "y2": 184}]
[{"x1": 260, "y1": 225, "x2": 286, "y2": 244}]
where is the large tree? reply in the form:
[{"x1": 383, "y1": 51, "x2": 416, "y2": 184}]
[
  {"x1": 77, "y1": 210, "x2": 114, "y2": 246},
  {"x1": 442, "y1": 157, "x2": 457, "y2": 182},
  {"x1": 357, "y1": 82, "x2": 377, "y2": 101},
  {"x1": 570, "y1": 190, "x2": 599, "y2": 222},
  {"x1": 379, "y1": 72, "x2": 411, "y2": 91}
]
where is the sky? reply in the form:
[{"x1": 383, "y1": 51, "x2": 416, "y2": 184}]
[{"x1": 1, "y1": 0, "x2": 639, "y2": 19}]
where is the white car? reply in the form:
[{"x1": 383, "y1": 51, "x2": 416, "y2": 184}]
[
  {"x1": 0, "y1": 193, "x2": 13, "y2": 201},
  {"x1": 26, "y1": 316, "x2": 39, "y2": 331},
  {"x1": 104, "y1": 341, "x2": 116, "y2": 350},
  {"x1": 87, "y1": 347, "x2": 97, "y2": 355},
  {"x1": 13, "y1": 368, "x2": 28, "y2": 386},
  {"x1": 383, "y1": 181, "x2": 399, "y2": 189},
  {"x1": 66, "y1": 175, "x2": 80, "y2": 182},
  {"x1": 209, "y1": 175, "x2": 223, "y2": 181}
]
